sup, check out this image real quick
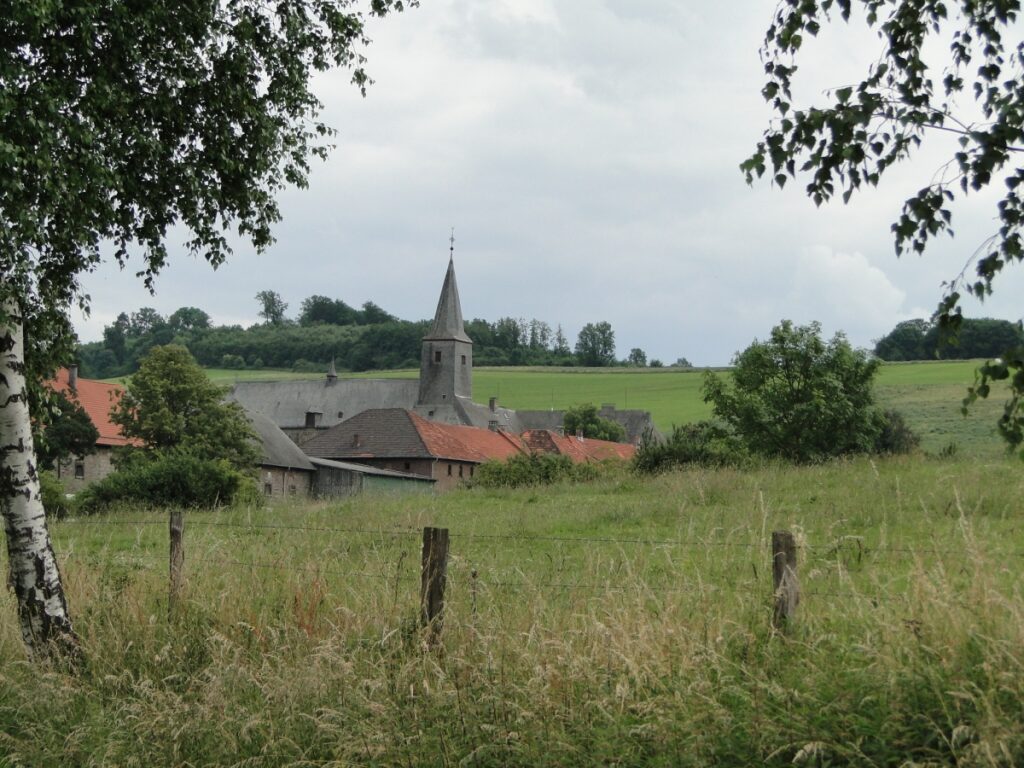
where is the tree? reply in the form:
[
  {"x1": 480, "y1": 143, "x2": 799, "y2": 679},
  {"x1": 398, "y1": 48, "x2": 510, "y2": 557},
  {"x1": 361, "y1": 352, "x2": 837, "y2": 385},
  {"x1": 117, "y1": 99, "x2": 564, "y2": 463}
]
[
  {"x1": 34, "y1": 391, "x2": 99, "y2": 471},
  {"x1": 746, "y1": 0, "x2": 1024, "y2": 453},
  {"x1": 627, "y1": 348, "x2": 647, "y2": 367},
  {"x1": 1, "y1": 0, "x2": 414, "y2": 658},
  {"x1": 359, "y1": 301, "x2": 394, "y2": 325},
  {"x1": 255, "y1": 290, "x2": 289, "y2": 326},
  {"x1": 563, "y1": 403, "x2": 627, "y2": 443},
  {"x1": 112, "y1": 345, "x2": 258, "y2": 470},
  {"x1": 874, "y1": 319, "x2": 932, "y2": 361},
  {"x1": 168, "y1": 307, "x2": 211, "y2": 334},
  {"x1": 575, "y1": 322, "x2": 616, "y2": 366},
  {"x1": 553, "y1": 325, "x2": 571, "y2": 356},
  {"x1": 875, "y1": 317, "x2": 1024, "y2": 361},
  {"x1": 703, "y1": 320, "x2": 883, "y2": 463},
  {"x1": 298, "y1": 295, "x2": 359, "y2": 326}
]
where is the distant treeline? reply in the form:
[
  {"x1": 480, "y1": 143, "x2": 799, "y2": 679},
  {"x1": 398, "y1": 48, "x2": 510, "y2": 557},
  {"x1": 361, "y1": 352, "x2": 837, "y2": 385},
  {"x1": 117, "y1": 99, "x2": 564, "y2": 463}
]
[
  {"x1": 874, "y1": 318, "x2": 1023, "y2": 361},
  {"x1": 76, "y1": 294, "x2": 679, "y2": 378}
]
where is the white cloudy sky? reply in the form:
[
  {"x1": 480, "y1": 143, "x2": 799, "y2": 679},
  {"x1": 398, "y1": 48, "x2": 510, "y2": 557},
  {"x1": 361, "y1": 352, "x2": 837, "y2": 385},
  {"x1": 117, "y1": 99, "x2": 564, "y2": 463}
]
[{"x1": 74, "y1": 0, "x2": 1024, "y2": 365}]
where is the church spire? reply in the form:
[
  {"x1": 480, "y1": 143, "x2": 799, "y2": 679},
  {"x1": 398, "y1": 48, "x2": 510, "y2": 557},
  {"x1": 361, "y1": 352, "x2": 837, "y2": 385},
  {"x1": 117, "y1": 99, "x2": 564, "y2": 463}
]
[{"x1": 425, "y1": 239, "x2": 471, "y2": 343}]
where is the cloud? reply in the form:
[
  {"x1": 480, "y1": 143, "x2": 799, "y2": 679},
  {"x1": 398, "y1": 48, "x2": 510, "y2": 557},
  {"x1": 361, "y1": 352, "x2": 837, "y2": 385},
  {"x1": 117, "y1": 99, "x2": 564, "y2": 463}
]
[{"x1": 72, "y1": 0, "x2": 1024, "y2": 371}]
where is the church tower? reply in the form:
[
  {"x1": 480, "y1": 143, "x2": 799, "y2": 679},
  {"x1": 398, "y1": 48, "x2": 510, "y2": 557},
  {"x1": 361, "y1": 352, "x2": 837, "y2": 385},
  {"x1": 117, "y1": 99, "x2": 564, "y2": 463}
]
[{"x1": 418, "y1": 255, "x2": 473, "y2": 405}]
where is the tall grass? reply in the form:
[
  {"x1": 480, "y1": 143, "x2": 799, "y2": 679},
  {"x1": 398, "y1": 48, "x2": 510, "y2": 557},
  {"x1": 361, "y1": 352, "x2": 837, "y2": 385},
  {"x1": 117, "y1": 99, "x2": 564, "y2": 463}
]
[{"x1": 2, "y1": 456, "x2": 1023, "y2": 765}]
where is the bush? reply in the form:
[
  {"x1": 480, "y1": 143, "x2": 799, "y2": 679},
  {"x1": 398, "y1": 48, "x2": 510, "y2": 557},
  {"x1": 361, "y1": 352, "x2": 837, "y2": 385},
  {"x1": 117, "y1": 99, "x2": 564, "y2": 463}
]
[
  {"x1": 77, "y1": 450, "x2": 255, "y2": 513},
  {"x1": 38, "y1": 470, "x2": 75, "y2": 519},
  {"x1": 633, "y1": 421, "x2": 749, "y2": 474},
  {"x1": 220, "y1": 353, "x2": 246, "y2": 369},
  {"x1": 472, "y1": 453, "x2": 600, "y2": 488},
  {"x1": 873, "y1": 409, "x2": 921, "y2": 455},
  {"x1": 704, "y1": 320, "x2": 882, "y2": 463}
]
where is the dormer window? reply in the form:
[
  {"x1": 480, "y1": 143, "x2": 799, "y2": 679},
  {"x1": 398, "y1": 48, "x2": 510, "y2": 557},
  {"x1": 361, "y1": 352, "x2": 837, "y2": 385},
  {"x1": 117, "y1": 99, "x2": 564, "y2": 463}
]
[{"x1": 305, "y1": 411, "x2": 322, "y2": 429}]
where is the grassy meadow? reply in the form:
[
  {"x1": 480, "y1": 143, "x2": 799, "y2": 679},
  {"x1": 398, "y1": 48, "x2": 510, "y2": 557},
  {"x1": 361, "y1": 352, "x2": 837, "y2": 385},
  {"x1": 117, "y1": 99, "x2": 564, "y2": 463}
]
[
  {"x1": 2, "y1": 456, "x2": 1024, "y2": 765},
  {"x1": 196, "y1": 360, "x2": 1012, "y2": 457}
]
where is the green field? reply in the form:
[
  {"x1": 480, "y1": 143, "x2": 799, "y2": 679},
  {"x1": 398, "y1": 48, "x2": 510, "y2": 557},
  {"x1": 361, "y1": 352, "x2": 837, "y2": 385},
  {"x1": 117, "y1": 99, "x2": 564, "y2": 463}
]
[
  {"x1": 3, "y1": 456, "x2": 1023, "y2": 764},
  {"x1": 193, "y1": 360, "x2": 1012, "y2": 458}
]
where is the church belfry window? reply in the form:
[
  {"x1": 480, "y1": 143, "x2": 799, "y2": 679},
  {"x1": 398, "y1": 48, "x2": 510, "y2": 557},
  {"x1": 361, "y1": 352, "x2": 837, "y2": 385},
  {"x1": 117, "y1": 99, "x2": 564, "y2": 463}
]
[
  {"x1": 461, "y1": 355, "x2": 466, "y2": 365},
  {"x1": 434, "y1": 350, "x2": 442, "y2": 363}
]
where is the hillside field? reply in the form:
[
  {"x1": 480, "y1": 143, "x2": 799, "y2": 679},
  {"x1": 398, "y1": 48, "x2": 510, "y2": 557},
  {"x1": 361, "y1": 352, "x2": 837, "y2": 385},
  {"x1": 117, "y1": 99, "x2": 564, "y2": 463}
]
[
  {"x1": 195, "y1": 360, "x2": 1012, "y2": 458},
  {"x1": 2, "y1": 456, "x2": 1023, "y2": 764}
]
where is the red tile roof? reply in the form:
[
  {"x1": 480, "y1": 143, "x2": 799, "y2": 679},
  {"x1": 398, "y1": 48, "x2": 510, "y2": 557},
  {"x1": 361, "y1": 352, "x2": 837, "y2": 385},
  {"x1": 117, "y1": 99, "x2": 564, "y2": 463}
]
[
  {"x1": 409, "y1": 412, "x2": 526, "y2": 462},
  {"x1": 521, "y1": 430, "x2": 635, "y2": 462},
  {"x1": 49, "y1": 369, "x2": 139, "y2": 447}
]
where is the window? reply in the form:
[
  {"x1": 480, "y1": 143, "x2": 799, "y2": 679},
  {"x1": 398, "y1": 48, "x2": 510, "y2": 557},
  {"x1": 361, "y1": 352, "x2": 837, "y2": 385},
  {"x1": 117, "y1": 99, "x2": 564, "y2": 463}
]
[
  {"x1": 470, "y1": 466, "x2": 474, "y2": 477},
  {"x1": 337, "y1": 411, "x2": 344, "y2": 419},
  {"x1": 458, "y1": 465, "x2": 463, "y2": 478},
  {"x1": 434, "y1": 350, "x2": 442, "y2": 363},
  {"x1": 74, "y1": 461, "x2": 85, "y2": 480},
  {"x1": 461, "y1": 355, "x2": 466, "y2": 365},
  {"x1": 447, "y1": 464, "x2": 452, "y2": 476},
  {"x1": 288, "y1": 485, "x2": 297, "y2": 496},
  {"x1": 404, "y1": 462, "x2": 411, "y2": 472},
  {"x1": 305, "y1": 411, "x2": 321, "y2": 429},
  {"x1": 264, "y1": 483, "x2": 273, "y2": 496}
]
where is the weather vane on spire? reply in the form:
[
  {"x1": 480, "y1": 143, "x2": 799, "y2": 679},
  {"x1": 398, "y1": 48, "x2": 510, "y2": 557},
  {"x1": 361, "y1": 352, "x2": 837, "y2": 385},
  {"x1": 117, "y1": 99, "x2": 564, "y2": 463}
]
[{"x1": 449, "y1": 227, "x2": 455, "y2": 260}]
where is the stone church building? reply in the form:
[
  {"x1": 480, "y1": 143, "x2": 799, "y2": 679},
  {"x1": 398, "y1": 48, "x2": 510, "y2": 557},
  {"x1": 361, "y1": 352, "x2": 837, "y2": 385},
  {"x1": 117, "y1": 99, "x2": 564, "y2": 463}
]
[{"x1": 229, "y1": 258, "x2": 656, "y2": 446}]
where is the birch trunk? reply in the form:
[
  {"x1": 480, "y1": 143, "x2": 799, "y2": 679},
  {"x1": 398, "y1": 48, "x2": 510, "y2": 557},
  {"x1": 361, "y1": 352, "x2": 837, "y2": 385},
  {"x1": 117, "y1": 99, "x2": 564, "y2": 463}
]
[{"x1": 0, "y1": 300, "x2": 78, "y2": 659}]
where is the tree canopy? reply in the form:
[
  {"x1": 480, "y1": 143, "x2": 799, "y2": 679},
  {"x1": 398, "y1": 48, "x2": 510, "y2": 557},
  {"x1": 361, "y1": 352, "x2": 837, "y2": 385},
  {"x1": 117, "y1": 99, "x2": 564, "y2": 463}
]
[
  {"x1": 746, "y1": 0, "x2": 1024, "y2": 453},
  {"x1": 111, "y1": 345, "x2": 258, "y2": 470},
  {"x1": 704, "y1": 320, "x2": 884, "y2": 463},
  {"x1": 875, "y1": 317, "x2": 1024, "y2": 361},
  {"x1": 563, "y1": 403, "x2": 627, "y2": 443},
  {"x1": 575, "y1": 322, "x2": 616, "y2": 367}
]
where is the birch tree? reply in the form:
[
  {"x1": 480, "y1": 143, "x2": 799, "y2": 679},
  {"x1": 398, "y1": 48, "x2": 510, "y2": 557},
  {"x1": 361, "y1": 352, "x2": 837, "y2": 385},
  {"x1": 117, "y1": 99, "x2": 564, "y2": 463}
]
[{"x1": 1, "y1": 0, "x2": 415, "y2": 659}]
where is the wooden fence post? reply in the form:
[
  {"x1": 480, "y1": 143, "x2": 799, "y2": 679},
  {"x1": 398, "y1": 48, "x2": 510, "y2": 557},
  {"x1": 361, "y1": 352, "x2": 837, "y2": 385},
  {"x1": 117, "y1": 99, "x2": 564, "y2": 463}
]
[
  {"x1": 169, "y1": 510, "x2": 184, "y2": 617},
  {"x1": 771, "y1": 530, "x2": 799, "y2": 630},
  {"x1": 420, "y1": 526, "x2": 450, "y2": 643}
]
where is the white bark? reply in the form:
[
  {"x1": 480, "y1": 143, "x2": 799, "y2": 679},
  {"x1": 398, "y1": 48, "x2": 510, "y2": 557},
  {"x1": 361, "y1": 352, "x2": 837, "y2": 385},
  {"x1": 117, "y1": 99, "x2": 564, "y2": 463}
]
[{"x1": 0, "y1": 300, "x2": 77, "y2": 658}]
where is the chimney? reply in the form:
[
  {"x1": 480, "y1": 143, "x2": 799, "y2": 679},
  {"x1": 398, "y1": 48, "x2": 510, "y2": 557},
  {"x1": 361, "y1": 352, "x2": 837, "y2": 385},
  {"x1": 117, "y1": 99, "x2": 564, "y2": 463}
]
[
  {"x1": 68, "y1": 365, "x2": 78, "y2": 393},
  {"x1": 489, "y1": 396, "x2": 497, "y2": 413}
]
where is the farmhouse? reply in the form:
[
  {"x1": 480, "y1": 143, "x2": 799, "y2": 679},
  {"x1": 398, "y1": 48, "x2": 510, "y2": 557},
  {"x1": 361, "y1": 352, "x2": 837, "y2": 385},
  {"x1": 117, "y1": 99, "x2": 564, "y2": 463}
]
[
  {"x1": 247, "y1": 408, "x2": 435, "y2": 498},
  {"x1": 229, "y1": 257, "x2": 656, "y2": 445},
  {"x1": 48, "y1": 366, "x2": 138, "y2": 492},
  {"x1": 302, "y1": 408, "x2": 635, "y2": 490}
]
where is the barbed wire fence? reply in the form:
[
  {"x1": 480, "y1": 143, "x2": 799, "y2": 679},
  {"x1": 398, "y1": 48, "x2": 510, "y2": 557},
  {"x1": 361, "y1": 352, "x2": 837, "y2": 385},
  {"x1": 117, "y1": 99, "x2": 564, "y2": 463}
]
[{"x1": 48, "y1": 512, "x2": 1012, "y2": 639}]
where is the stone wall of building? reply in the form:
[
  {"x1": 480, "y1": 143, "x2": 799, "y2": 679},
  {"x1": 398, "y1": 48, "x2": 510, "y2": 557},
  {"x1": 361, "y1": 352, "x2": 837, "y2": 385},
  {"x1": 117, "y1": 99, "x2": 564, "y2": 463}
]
[
  {"x1": 259, "y1": 466, "x2": 313, "y2": 499},
  {"x1": 56, "y1": 447, "x2": 115, "y2": 494}
]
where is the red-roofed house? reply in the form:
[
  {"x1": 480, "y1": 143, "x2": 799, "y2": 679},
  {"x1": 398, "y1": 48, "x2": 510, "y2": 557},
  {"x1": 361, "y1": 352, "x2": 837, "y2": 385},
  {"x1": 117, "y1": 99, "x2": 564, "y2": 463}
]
[
  {"x1": 48, "y1": 366, "x2": 138, "y2": 491},
  {"x1": 302, "y1": 409, "x2": 634, "y2": 491},
  {"x1": 302, "y1": 408, "x2": 528, "y2": 491},
  {"x1": 520, "y1": 430, "x2": 636, "y2": 463}
]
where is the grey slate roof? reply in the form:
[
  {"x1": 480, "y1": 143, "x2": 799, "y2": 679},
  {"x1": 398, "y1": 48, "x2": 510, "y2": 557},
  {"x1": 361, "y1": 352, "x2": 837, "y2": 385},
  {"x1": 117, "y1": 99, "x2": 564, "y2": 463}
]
[
  {"x1": 424, "y1": 258, "x2": 472, "y2": 343},
  {"x1": 302, "y1": 409, "x2": 429, "y2": 460},
  {"x1": 246, "y1": 410, "x2": 315, "y2": 471},
  {"x1": 308, "y1": 456, "x2": 435, "y2": 482},
  {"x1": 228, "y1": 378, "x2": 419, "y2": 429}
]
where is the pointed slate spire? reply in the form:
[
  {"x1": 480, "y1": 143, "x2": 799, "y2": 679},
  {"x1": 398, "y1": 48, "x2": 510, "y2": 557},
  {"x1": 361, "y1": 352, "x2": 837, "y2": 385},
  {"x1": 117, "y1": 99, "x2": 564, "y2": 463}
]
[
  {"x1": 425, "y1": 256, "x2": 472, "y2": 343},
  {"x1": 327, "y1": 358, "x2": 338, "y2": 382}
]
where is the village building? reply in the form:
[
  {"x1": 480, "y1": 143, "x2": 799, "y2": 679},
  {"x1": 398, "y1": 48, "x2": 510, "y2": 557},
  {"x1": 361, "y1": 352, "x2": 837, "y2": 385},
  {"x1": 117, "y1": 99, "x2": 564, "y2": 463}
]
[
  {"x1": 302, "y1": 408, "x2": 526, "y2": 491},
  {"x1": 302, "y1": 408, "x2": 636, "y2": 490},
  {"x1": 48, "y1": 366, "x2": 139, "y2": 492},
  {"x1": 247, "y1": 408, "x2": 435, "y2": 498},
  {"x1": 229, "y1": 256, "x2": 658, "y2": 445}
]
